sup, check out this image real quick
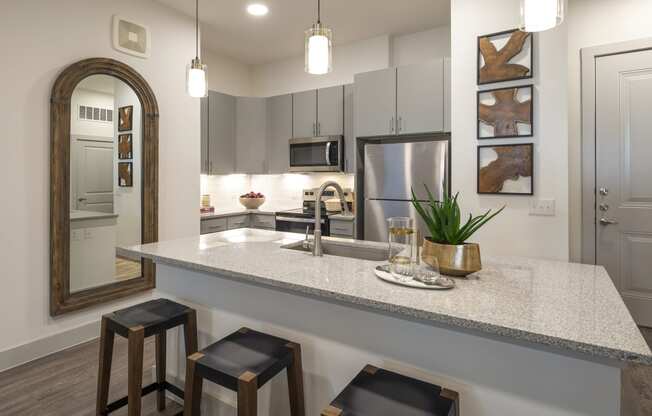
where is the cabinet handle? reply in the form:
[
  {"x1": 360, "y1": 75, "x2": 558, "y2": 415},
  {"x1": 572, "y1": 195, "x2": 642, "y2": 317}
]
[
  {"x1": 398, "y1": 117, "x2": 403, "y2": 133},
  {"x1": 317, "y1": 122, "x2": 321, "y2": 136},
  {"x1": 390, "y1": 117, "x2": 394, "y2": 134},
  {"x1": 313, "y1": 122, "x2": 316, "y2": 136}
]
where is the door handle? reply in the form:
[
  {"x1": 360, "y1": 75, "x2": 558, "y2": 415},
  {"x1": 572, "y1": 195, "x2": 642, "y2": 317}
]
[{"x1": 599, "y1": 218, "x2": 618, "y2": 225}]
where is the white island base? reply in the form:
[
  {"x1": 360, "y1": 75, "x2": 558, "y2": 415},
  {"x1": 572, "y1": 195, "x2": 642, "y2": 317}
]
[{"x1": 156, "y1": 264, "x2": 621, "y2": 416}]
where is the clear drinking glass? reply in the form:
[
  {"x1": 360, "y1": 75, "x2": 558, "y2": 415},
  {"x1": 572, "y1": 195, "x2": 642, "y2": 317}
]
[
  {"x1": 387, "y1": 217, "x2": 415, "y2": 281},
  {"x1": 414, "y1": 256, "x2": 441, "y2": 285}
]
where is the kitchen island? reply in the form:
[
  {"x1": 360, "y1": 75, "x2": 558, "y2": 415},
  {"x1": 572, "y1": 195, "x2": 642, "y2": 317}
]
[{"x1": 125, "y1": 228, "x2": 651, "y2": 415}]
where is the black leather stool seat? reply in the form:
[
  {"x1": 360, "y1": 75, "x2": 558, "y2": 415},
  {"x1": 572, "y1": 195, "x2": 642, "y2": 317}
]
[
  {"x1": 106, "y1": 298, "x2": 193, "y2": 337},
  {"x1": 323, "y1": 365, "x2": 458, "y2": 416},
  {"x1": 195, "y1": 327, "x2": 295, "y2": 390}
]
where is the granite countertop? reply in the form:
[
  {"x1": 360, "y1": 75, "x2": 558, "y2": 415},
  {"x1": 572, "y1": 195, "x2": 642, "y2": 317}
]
[
  {"x1": 124, "y1": 228, "x2": 652, "y2": 365},
  {"x1": 70, "y1": 210, "x2": 119, "y2": 221}
]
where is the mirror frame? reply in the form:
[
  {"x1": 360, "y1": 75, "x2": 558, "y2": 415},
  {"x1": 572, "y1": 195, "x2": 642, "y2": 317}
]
[{"x1": 50, "y1": 58, "x2": 158, "y2": 316}]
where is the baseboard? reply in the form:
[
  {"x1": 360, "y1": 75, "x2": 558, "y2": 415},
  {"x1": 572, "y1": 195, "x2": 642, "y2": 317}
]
[{"x1": 0, "y1": 320, "x2": 100, "y2": 373}]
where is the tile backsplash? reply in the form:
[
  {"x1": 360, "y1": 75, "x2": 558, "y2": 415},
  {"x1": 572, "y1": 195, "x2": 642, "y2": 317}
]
[{"x1": 201, "y1": 173, "x2": 355, "y2": 213}]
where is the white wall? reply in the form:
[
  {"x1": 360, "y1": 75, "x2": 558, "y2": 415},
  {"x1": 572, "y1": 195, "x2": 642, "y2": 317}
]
[
  {"x1": 567, "y1": 0, "x2": 652, "y2": 261},
  {"x1": 251, "y1": 35, "x2": 391, "y2": 97},
  {"x1": 451, "y1": 0, "x2": 569, "y2": 260},
  {"x1": 202, "y1": 49, "x2": 254, "y2": 96},
  {"x1": 391, "y1": 26, "x2": 451, "y2": 66},
  {"x1": 113, "y1": 79, "x2": 142, "y2": 247},
  {"x1": 0, "y1": 0, "x2": 199, "y2": 355}
]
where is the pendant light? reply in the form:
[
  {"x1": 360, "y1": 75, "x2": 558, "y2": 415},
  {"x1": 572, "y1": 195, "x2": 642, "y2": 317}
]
[
  {"x1": 304, "y1": 0, "x2": 332, "y2": 75},
  {"x1": 520, "y1": 0, "x2": 564, "y2": 32},
  {"x1": 187, "y1": 0, "x2": 207, "y2": 97}
]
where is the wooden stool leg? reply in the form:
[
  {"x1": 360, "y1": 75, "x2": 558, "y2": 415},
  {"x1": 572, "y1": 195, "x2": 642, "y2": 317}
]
[
  {"x1": 127, "y1": 325, "x2": 145, "y2": 416},
  {"x1": 155, "y1": 331, "x2": 166, "y2": 411},
  {"x1": 184, "y1": 309, "x2": 198, "y2": 356},
  {"x1": 286, "y1": 343, "x2": 305, "y2": 416},
  {"x1": 184, "y1": 352, "x2": 204, "y2": 416},
  {"x1": 237, "y1": 372, "x2": 258, "y2": 416},
  {"x1": 96, "y1": 316, "x2": 114, "y2": 416}
]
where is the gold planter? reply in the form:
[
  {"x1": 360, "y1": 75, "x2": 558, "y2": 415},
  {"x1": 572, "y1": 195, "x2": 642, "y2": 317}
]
[{"x1": 421, "y1": 239, "x2": 482, "y2": 277}]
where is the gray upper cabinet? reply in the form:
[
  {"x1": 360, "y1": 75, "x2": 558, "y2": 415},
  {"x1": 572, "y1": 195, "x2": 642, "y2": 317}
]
[
  {"x1": 235, "y1": 97, "x2": 268, "y2": 174},
  {"x1": 396, "y1": 58, "x2": 444, "y2": 135},
  {"x1": 267, "y1": 94, "x2": 292, "y2": 174},
  {"x1": 292, "y1": 90, "x2": 317, "y2": 138},
  {"x1": 354, "y1": 67, "x2": 397, "y2": 138},
  {"x1": 444, "y1": 57, "x2": 451, "y2": 133},
  {"x1": 344, "y1": 84, "x2": 355, "y2": 174},
  {"x1": 207, "y1": 91, "x2": 236, "y2": 175},
  {"x1": 200, "y1": 96, "x2": 209, "y2": 174},
  {"x1": 317, "y1": 86, "x2": 344, "y2": 136}
]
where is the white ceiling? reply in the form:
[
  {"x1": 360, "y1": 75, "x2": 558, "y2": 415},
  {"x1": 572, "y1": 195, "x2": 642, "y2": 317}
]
[{"x1": 154, "y1": 0, "x2": 450, "y2": 65}]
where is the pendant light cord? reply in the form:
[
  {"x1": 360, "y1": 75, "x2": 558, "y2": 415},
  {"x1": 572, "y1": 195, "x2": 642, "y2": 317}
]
[
  {"x1": 317, "y1": 0, "x2": 321, "y2": 24},
  {"x1": 195, "y1": 0, "x2": 199, "y2": 59}
]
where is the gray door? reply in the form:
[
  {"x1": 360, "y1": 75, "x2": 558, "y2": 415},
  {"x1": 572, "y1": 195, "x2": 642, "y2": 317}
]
[
  {"x1": 396, "y1": 59, "x2": 444, "y2": 135},
  {"x1": 292, "y1": 90, "x2": 317, "y2": 138},
  {"x1": 235, "y1": 97, "x2": 267, "y2": 174},
  {"x1": 317, "y1": 85, "x2": 343, "y2": 136},
  {"x1": 596, "y1": 49, "x2": 652, "y2": 326},
  {"x1": 355, "y1": 67, "x2": 397, "y2": 137},
  {"x1": 344, "y1": 84, "x2": 356, "y2": 173},
  {"x1": 74, "y1": 139, "x2": 114, "y2": 213},
  {"x1": 267, "y1": 94, "x2": 292, "y2": 173},
  {"x1": 208, "y1": 90, "x2": 236, "y2": 174},
  {"x1": 364, "y1": 141, "x2": 449, "y2": 201}
]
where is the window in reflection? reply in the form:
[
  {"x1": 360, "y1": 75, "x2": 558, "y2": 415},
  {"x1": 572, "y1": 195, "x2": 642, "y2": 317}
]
[{"x1": 69, "y1": 75, "x2": 142, "y2": 292}]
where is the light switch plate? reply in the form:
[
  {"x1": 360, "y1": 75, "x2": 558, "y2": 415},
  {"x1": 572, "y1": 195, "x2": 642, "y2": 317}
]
[{"x1": 530, "y1": 199, "x2": 556, "y2": 216}]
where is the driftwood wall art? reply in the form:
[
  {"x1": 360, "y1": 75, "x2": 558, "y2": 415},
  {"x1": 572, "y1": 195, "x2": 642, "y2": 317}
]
[
  {"x1": 478, "y1": 29, "x2": 532, "y2": 85},
  {"x1": 478, "y1": 144, "x2": 533, "y2": 195},
  {"x1": 478, "y1": 85, "x2": 533, "y2": 139}
]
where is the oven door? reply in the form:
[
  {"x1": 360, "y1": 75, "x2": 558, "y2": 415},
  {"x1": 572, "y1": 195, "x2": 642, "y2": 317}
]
[
  {"x1": 275, "y1": 216, "x2": 329, "y2": 236},
  {"x1": 289, "y1": 136, "x2": 342, "y2": 172}
]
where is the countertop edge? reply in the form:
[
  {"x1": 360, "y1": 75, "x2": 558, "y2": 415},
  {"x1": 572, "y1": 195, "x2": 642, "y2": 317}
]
[{"x1": 136, "y1": 249, "x2": 652, "y2": 366}]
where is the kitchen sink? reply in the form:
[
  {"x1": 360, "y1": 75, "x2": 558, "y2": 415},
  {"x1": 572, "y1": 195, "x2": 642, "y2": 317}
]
[{"x1": 281, "y1": 240, "x2": 389, "y2": 262}]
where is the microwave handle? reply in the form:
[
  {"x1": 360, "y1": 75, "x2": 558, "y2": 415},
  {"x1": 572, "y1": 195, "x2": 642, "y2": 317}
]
[{"x1": 325, "y1": 142, "x2": 331, "y2": 166}]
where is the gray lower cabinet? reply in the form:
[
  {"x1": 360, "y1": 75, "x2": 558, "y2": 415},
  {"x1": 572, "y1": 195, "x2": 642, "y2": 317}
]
[
  {"x1": 344, "y1": 84, "x2": 355, "y2": 174},
  {"x1": 227, "y1": 214, "x2": 250, "y2": 229},
  {"x1": 396, "y1": 59, "x2": 444, "y2": 135},
  {"x1": 354, "y1": 67, "x2": 397, "y2": 138},
  {"x1": 317, "y1": 86, "x2": 344, "y2": 136},
  {"x1": 251, "y1": 214, "x2": 276, "y2": 230},
  {"x1": 292, "y1": 90, "x2": 317, "y2": 138},
  {"x1": 235, "y1": 97, "x2": 268, "y2": 174},
  {"x1": 200, "y1": 217, "x2": 227, "y2": 234},
  {"x1": 267, "y1": 94, "x2": 292, "y2": 174},
  {"x1": 329, "y1": 218, "x2": 355, "y2": 239},
  {"x1": 205, "y1": 91, "x2": 236, "y2": 174}
]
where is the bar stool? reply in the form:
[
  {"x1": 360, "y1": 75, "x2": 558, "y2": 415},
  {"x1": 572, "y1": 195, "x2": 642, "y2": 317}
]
[
  {"x1": 322, "y1": 365, "x2": 459, "y2": 416},
  {"x1": 96, "y1": 298, "x2": 198, "y2": 416},
  {"x1": 183, "y1": 327, "x2": 305, "y2": 416}
]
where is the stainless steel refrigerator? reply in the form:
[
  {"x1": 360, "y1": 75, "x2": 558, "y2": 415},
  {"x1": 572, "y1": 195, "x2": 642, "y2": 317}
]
[{"x1": 363, "y1": 140, "x2": 449, "y2": 242}]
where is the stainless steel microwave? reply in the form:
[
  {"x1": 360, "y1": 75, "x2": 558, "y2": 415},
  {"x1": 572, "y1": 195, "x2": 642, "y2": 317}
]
[{"x1": 289, "y1": 136, "x2": 343, "y2": 172}]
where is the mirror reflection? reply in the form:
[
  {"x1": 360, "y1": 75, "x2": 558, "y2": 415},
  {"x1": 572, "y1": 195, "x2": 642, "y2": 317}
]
[{"x1": 69, "y1": 75, "x2": 142, "y2": 293}]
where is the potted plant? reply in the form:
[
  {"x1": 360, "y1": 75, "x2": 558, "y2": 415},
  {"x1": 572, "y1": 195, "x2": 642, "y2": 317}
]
[{"x1": 411, "y1": 187, "x2": 504, "y2": 277}]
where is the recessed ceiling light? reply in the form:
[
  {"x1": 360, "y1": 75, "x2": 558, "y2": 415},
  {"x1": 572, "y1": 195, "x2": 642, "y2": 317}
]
[{"x1": 247, "y1": 3, "x2": 269, "y2": 16}]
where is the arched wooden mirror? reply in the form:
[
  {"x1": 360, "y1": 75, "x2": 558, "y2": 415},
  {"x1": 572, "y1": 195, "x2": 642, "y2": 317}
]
[{"x1": 50, "y1": 58, "x2": 158, "y2": 316}]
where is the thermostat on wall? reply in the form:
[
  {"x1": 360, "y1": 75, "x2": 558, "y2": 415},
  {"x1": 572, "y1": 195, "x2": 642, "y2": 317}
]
[{"x1": 112, "y1": 15, "x2": 151, "y2": 59}]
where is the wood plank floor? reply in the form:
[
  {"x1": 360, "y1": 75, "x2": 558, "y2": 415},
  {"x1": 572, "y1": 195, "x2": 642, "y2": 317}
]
[
  {"x1": 0, "y1": 337, "x2": 182, "y2": 416},
  {"x1": 0, "y1": 328, "x2": 651, "y2": 415}
]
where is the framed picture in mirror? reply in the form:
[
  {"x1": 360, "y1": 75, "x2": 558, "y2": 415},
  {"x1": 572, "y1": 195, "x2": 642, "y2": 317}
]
[
  {"x1": 118, "y1": 105, "x2": 133, "y2": 131},
  {"x1": 118, "y1": 133, "x2": 132, "y2": 159},
  {"x1": 118, "y1": 161, "x2": 133, "y2": 187}
]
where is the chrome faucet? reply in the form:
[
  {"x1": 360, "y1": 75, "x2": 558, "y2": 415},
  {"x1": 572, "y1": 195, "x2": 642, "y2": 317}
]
[{"x1": 312, "y1": 181, "x2": 351, "y2": 256}]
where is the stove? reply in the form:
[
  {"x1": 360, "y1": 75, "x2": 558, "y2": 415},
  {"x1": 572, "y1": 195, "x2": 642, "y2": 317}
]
[{"x1": 275, "y1": 188, "x2": 353, "y2": 235}]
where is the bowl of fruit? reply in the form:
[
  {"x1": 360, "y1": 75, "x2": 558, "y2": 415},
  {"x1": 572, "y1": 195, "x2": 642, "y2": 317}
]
[{"x1": 239, "y1": 192, "x2": 266, "y2": 209}]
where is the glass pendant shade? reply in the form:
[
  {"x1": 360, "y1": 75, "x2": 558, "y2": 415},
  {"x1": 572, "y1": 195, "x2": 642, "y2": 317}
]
[
  {"x1": 305, "y1": 23, "x2": 332, "y2": 75},
  {"x1": 187, "y1": 58, "x2": 207, "y2": 98},
  {"x1": 520, "y1": 0, "x2": 564, "y2": 32}
]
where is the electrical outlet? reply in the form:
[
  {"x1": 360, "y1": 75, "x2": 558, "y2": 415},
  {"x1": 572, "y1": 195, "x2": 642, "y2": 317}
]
[{"x1": 529, "y1": 199, "x2": 555, "y2": 216}]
